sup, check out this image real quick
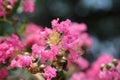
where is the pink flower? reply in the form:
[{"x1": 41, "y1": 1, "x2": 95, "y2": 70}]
[
  {"x1": 60, "y1": 21, "x2": 93, "y2": 53},
  {"x1": 61, "y1": 33, "x2": 81, "y2": 49},
  {"x1": 43, "y1": 66, "x2": 57, "y2": 80},
  {"x1": 24, "y1": 23, "x2": 43, "y2": 35},
  {"x1": 0, "y1": 5, "x2": 5, "y2": 16},
  {"x1": 68, "y1": 49, "x2": 80, "y2": 63},
  {"x1": 24, "y1": 34, "x2": 46, "y2": 47},
  {"x1": 22, "y1": 0, "x2": 34, "y2": 13},
  {"x1": 0, "y1": 67, "x2": 8, "y2": 79},
  {"x1": 0, "y1": 0, "x2": 17, "y2": 16},
  {"x1": 32, "y1": 44, "x2": 59, "y2": 63},
  {"x1": 19, "y1": 78, "x2": 23, "y2": 80},
  {"x1": 17, "y1": 55, "x2": 33, "y2": 67},
  {"x1": 5, "y1": 34, "x2": 24, "y2": 51},
  {"x1": 70, "y1": 72, "x2": 86, "y2": 80},
  {"x1": 44, "y1": 27, "x2": 52, "y2": 36},
  {"x1": 24, "y1": 23, "x2": 47, "y2": 47},
  {"x1": 32, "y1": 44, "x2": 45, "y2": 56},
  {"x1": 69, "y1": 23, "x2": 87, "y2": 34},
  {"x1": 86, "y1": 54, "x2": 113, "y2": 80},
  {"x1": 41, "y1": 46, "x2": 59, "y2": 62},
  {"x1": 99, "y1": 67, "x2": 120, "y2": 80},
  {"x1": 10, "y1": 55, "x2": 33, "y2": 68},
  {"x1": 0, "y1": 42, "x2": 14, "y2": 63},
  {"x1": 99, "y1": 59, "x2": 120, "y2": 80},
  {"x1": 10, "y1": 59, "x2": 22, "y2": 69},
  {"x1": 0, "y1": 34, "x2": 24, "y2": 63},
  {"x1": 0, "y1": 0, "x2": 3, "y2": 4},
  {"x1": 80, "y1": 33, "x2": 93, "y2": 47},
  {"x1": 74, "y1": 57, "x2": 89, "y2": 70},
  {"x1": 70, "y1": 72, "x2": 93, "y2": 80},
  {"x1": 61, "y1": 33, "x2": 84, "y2": 55},
  {"x1": 51, "y1": 18, "x2": 71, "y2": 34}
]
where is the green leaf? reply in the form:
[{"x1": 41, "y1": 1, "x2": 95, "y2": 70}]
[
  {"x1": 12, "y1": 0, "x2": 22, "y2": 14},
  {"x1": 19, "y1": 24, "x2": 27, "y2": 35}
]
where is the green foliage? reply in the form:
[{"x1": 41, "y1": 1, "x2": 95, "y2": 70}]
[
  {"x1": 12, "y1": 0, "x2": 22, "y2": 14},
  {"x1": 0, "y1": 22, "x2": 14, "y2": 36}
]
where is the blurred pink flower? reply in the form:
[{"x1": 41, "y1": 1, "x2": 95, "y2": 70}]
[
  {"x1": 0, "y1": 5, "x2": 5, "y2": 16},
  {"x1": 0, "y1": 42, "x2": 14, "y2": 63},
  {"x1": 24, "y1": 23, "x2": 43, "y2": 35},
  {"x1": 22, "y1": 0, "x2": 34, "y2": 13},
  {"x1": 80, "y1": 33, "x2": 93, "y2": 47},
  {"x1": 10, "y1": 59, "x2": 22, "y2": 69},
  {"x1": 0, "y1": 67, "x2": 8, "y2": 79},
  {"x1": 0, "y1": 0, "x2": 3, "y2": 4},
  {"x1": 70, "y1": 72, "x2": 93, "y2": 80},
  {"x1": 5, "y1": 34, "x2": 24, "y2": 51},
  {"x1": 24, "y1": 23, "x2": 47, "y2": 47},
  {"x1": 69, "y1": 22, "x2": 87, "y2": 34},
  {"x1": 74, "y1": 57, "x2": 89, "y2": 70},
  {"x1": 68, "y1": 49, "x2": 79, "y2": 62},
  {"x1": 19, "y1": 78, "x2": 23, "y2": 80},
  {"x1": 86, "y1": 54, "x2": 113, "y2": 80}
]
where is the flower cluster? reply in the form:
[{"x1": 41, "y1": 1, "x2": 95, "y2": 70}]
[
  {"x1": 0, "y1": 34, "x2": 24, "y2": 63},
  {"x1": 86, "y1": 54, "x2": 113, "y2": 80},
  {"x1": 43, "y1": 66, "x2": 57, "y2": 80},
  {"x1": 69, "y1": 54, "x2": 120, "y2": 80},
  {"x1": 0, "y1": 0, "x2": 35, "y2": 17},
  {"x1": 22, "y1": 0, "x2": 35, "y2": 13},
  {"x1": 24, "y1": 23, "x2": 46, "y2": 47},
  {"x1": 10, "y1": 54, "x2": 33, "y2": 69},
  {"x1": 70, "y1": 72, "x2": 93, "y2": 80},
  {"x1": 0, "y1": 67, "x2": 8, "y2": 79},
  {"x1": 24, "y1": 19, "x2": 92, "y2": 80},
  {"x1": 0, "y1": 18, "x2": 93, "y2": 80},
  {"x1": 1, "y1": 14, "x2": 120, "y2": 80},
  {"x1": 0, "y1": 0, "x2": 17, "y2": 16},
  {"x1": 0, "y1": 0, "x2": 120, "y2": 80},
  {"x1": 99, "y1": 59, "x2": 120, "y2": 80}
]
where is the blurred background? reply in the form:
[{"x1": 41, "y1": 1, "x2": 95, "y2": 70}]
[{"x1": 1, "y1": 0, "x2": 120, "y2": 61}]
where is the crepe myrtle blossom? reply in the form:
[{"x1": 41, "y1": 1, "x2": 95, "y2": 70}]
[
  {"x1": 5, "y1": 34, "x2": 24, "y2": 51},
  {"x1": 69, "y1": 55, "x2": 120, "y2": 80},
  {"x1": 51, "y1": 18, "x2": 71, "y2": 34},
  {"x1": 24, "y1": 23, "x2": 49, "y2": 47},
  {"x1": 10, "y1": 55, "x2": 33, "y2": 69},
  {"x1": 99, "y1": 59, "x2": 120, "y2": 80},
  {"x1": 22, "y1": 0, "x2": 35, "y2": 13},
  {"x1": 0, "y1": 18, "x2": 94, "y2": 80},
  {"x1": 0, "y1": 0, "x2": 3, "y2": 4},
  {"x1": 32, "y1": 44, "x2": 59, "y2": 63},
  {"x1": 0, "y1": 5, "x2": 5, "y2": 16},
  {"x1": 0, "y1": 67, "x2": 8, "y2": 79},
  {"x1": 0, "y1": 0, "x2": 18, "y2": 16},
  {"x1": 43, "y1": 66, "x2": 57, "y2": 80},
  {"x1": 74, "y1": 57, "x2": 89, "y2": 70},
  {"x1": 0, "y1": 0, "x2": 35, "y2": 16},
  {"x1": 86, "y1": 54, "x2": 113, "y2": 80},
  {"x1": 0, "y1": 34, "x2": 24, "y2": 63},
  {"x1": 70, "y1": 72, "x2": 93, "y2": 80}
]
